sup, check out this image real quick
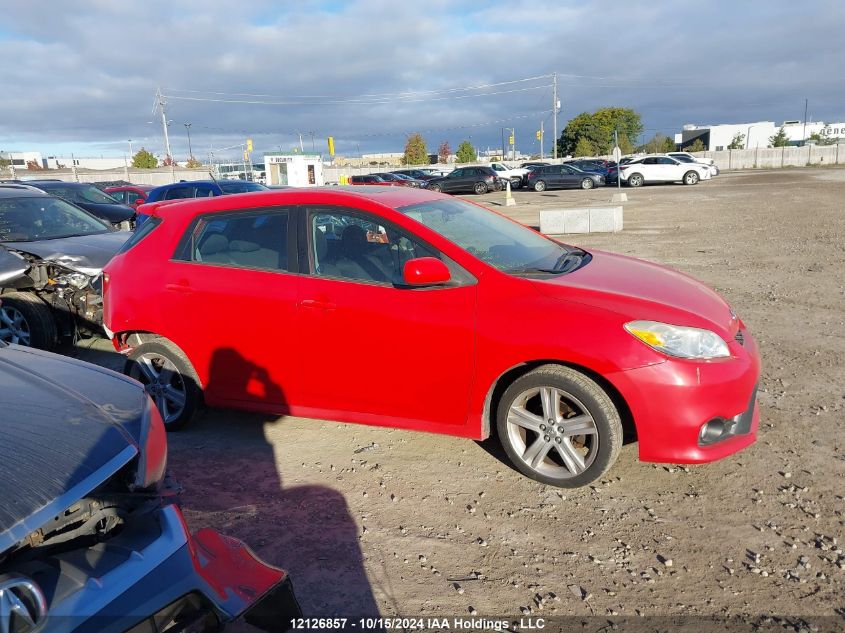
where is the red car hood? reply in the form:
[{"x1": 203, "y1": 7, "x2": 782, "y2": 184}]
[{"x1": 533, "y1": 250, "x2": 738, "y2": 337}]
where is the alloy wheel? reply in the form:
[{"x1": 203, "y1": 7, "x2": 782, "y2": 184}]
[
  {"x1": 506, "y1": 386, "x2": 598, "y2": 479},
  {"x1": 130, "y1": 352, "x2": 188, "y2": 426},
  {"x1": 0, "y1": 305, "x2": 30, "y2": 346}
]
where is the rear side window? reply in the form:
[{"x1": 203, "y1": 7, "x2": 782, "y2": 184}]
[
  {"x1": 117, "y1": 217, "x2": 161, "y2": 254},
  {"x1": 179, "y1": 209, "x2": 290, "y2": 272},
  {"x1": 164, "y1": 186, "x2": 196, "y2": 200}
]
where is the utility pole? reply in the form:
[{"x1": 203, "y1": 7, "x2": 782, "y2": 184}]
[
  {"x1": 501, "y1": 128, "x2": 505, "y2": 161},
  {"x1": 802, "y1": 98, "x2": 808, "y2": 145},
  {"x1": 127, "y1": 139, "x2": 133, "y2": 157},
  {"x1": 184, "y1": 123, "x2": 193, "y2": 161},
  {"x1": 505, "y1": 128, "x2": 515, "y2": 162},
  {"x1": 298, "y1": 133, "x2": 304, "y2": 152},
  {"x1": 309, "y1": 131, "x2": 316, "y2": 152},
  {"x1": 155, "y1": 88, "x2": 174, "y2": 181},
  {"x1": 552, "y1": 72, "x2": 558, "y2": 160}
]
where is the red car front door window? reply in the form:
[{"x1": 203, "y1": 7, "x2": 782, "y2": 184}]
[{"x1": 294, "y1": 206, "x2": 478, "y2": 432}]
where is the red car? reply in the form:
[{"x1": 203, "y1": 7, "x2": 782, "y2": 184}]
[
  {"x1": 104, "y1": 184, "x2": 155, "y2": 208},
  {"x1": 103, "y1": 188, "x2": 760, "y2": 488}
]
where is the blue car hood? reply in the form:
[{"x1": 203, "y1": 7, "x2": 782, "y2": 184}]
[{"x1": 0, "y1": 344, "x2": 147, "y2": 555}]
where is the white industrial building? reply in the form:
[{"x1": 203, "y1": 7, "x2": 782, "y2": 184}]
[
  {"x1": 4, "y1": 151, "x2": 128, "y2": 170},
  {"x1": 676, "y1": 120, "x2": 845, "y2": 150},
  {"x1": 264, "y1": 152, "x2": 324, "y2": 187}
]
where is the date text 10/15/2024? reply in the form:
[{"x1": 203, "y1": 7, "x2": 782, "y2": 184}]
[{"x1": 290, "y1": 617, "x2": 548, "y2": 630}]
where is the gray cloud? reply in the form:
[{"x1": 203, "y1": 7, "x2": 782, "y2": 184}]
[{"x1": 2, "y1": 0, "x2": 843, "y2": 159}]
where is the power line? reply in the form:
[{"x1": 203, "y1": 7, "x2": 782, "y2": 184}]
[
  {"x1": 163, "y1": 75, "x2": 553, "y2": 101},
  {"x1": 162, "y1": 84, "x2": 552, "y2": 107}
]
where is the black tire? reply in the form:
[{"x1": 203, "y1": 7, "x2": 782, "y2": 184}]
[
  {"x1": 511, "y1": 176, "x2": 522, "y2": 189},
  {"x1": 429, "y1": 183, "x2": 442, "y2": 193},
  {"x1": 125, "y1": 338, "x2": 203, "y2": 431},
  {"x1": 534, "y1": 180, "x2": 547, "y2": 192},
  {"x1": 474, "y1": 182, "x2": 488, "y2": 195},
  {"x1": 627, "y1": 173, "x2": 644, "y2": 187},
  {"x1": 0, "y1": 292, "x2": 57, "y2": 349},
  {"x1": 496, "y1": 364, "x2": 622, "y2": 488},
  {"x1": 581, "y1": 178, "x2": 595, "y2": 190},
  {"x1": 683, "y1": 170, "x2": 700, "y2": 185}
]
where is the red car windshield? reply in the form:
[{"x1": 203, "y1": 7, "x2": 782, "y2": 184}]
[{"x1": 397, "y1": 198, "x2": 585, "y2": 274}]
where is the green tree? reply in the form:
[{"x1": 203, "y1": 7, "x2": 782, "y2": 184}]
[
  {"x1": 185, "y1": 156, "x2": 202, "y2": 168},
  {"x1": 574, "y1": 137, "x2": 595, "y2": 157},
  {"x1": 455, "y1": 140, "x2": 477, "y2": 163},
  {"x1": 402, "y1": 133, "x2": 429, "y2": 165},
  {"x1": 684, "y1": 139, "x2": 706, "y2": 153},
  {"x1": 0, "y1": 155, "x2": 9, "y2": 169},
  {"x1": 769, "y1": 127, "x2": 790, "y2": 147},
  {"x1": 132, "y1": 148, "x2": 158, "y2": 169},
  {"x1": 727, "y1": 133, "x2": 745, "y2": 150},
  {"x1": 638, "y1": 133, "x2": 674, "y2": 154},
  {"x1": 808, "y1": 130, "x2": 835, "y2": 146},
  {"x1": 437, "y1": 140, "x2": 452, "y2": 164},
  {"x1": 557, "y1": 107, "x2": 643, "y2": 157}
]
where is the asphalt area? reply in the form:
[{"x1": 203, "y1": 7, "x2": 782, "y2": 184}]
[{"x1": 69, "y1": 168, "x2": 845, "y2": 629}]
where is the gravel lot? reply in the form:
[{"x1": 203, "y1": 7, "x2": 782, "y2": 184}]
[{"x1": 69, "y1": 168, "x2": 845, "y2": 630}]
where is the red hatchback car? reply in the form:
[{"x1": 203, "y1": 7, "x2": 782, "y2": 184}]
[{"x1": 103, "y1": 187, "x2": 760, "y2": 487}]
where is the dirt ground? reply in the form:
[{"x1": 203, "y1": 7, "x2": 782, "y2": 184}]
[{"x1": 69, "y1": 168, "x2": 845, "y2": 631}]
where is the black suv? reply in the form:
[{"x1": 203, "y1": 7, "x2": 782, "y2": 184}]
[{"x1": 425, "y1": 166, "x2": 503, "y2": 195}]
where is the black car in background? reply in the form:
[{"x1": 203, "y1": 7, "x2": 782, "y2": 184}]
[
  {"x1": 0, "y1": 185, "x2": 129, "y2": 347},
  {"x1": 425, "y1": 166, "x2": 503, "y2": 195},
  {"x1": 374, "y1": 172, "x2": 426, "y2": 187},
  {"x1": 21, "y1": 180, "x2": 136, "y2": 228},
  {"x1": 391, "y1": 168, "x2": 437, "y2": 181},
  {"x1": 527, "y1": 164, "x2": 606, "y2": 191},
  {"x1": 0, "y1": 340, "x2": 301, "y2": 631},
  {"x1": 565, "y1": 159, "x2": 616, "y2": 178}
]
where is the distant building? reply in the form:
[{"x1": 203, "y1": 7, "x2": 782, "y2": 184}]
[
  {"x1": 264, "y1": 152, "x2": 323, "y2": 187},
  {"x1": 676, "y1": 120, "x2": 845, "y2": 150},
  {"x1": 4, "y1": 151, "x2": 128, "y2": 170}
]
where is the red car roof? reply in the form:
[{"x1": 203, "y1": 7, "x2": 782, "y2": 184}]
[{"x1": 143, "y1": 186, "x2": 442, "y2": 220}]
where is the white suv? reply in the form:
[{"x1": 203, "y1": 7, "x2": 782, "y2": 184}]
[
  {"x1": 488, "y1": 162, "x2": 529, "y2": 188},
  {"x1": 618, "y1": 155, "x2": 711, "y2": 187}
]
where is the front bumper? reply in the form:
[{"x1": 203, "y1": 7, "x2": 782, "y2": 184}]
[
  {"x1": 9, "y1": 504, "x2": 301, "y2": 632},
  {"x1": 606, "y1": 328, "x2": 761, "y2": 463}
]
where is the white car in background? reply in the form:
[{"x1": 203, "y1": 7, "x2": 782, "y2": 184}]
[
  {"x1": 618, "y1": 155, "x2": 711, "y2": 187},
  {"x1": 489, "y1": 162, "x2": 529, "y2": 188},
  {"x1": 668, "y1": 151, "x2": 720, "y2": 176}
]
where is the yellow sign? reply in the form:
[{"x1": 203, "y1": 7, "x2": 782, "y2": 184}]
[
  {"x1": 328, "y1": 136, "x2": 335, "y2": 157},
  {"x1": 246, "y1": 138, "x2": 253, "y2": 152},
  {"x1": 243, "y1": 151, "x2": 249, "y2": 161},
  {"x1": 536, "y1": 130, "x2": 542, "y2": 140},
  {"x1": 509, "y1": 135, "x2": 514, "y2": 145}
]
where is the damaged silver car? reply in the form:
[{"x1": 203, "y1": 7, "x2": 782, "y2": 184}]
[{"x1": 0, "y1": 184, "x2": 129, "y2": 348}]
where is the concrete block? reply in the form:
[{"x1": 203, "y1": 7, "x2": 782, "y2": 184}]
[
  {"x1": 540, "y1": 206, "x2": 623, "y2": 235},
  {"x1": 611, "y1": 192, "x2": 628, "y2": 203},
  {"x1": 565, "y1": 208, "x2": 590, "y2": 234},
  {"x1": 538, "y1": 209, "x2": 566, "y2": 235}
]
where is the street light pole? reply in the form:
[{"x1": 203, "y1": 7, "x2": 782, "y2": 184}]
[
  {"x1": 128, "y1": 139, "x2": 133, "y2": 157},
  {"x1": 184, "y1": 123, "x2": 193, "y2": 161},
  {"x1": 552, "y1": 72, "x2": 558, "y2": 160}
]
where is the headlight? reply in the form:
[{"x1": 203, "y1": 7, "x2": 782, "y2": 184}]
[
  {"x1": 52, "y1": 272, "x2": 91, "y2": 289},
  {"x1": 132, "y1": 396, "x2": 168, "y2": 490},
  {"x1": 624, "y1": 320, "x2": 730, "y2": 359}
]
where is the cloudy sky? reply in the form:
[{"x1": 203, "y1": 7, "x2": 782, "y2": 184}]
[{"x1": 2, "y1": 0, "x2": 843, "y2": 161}]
